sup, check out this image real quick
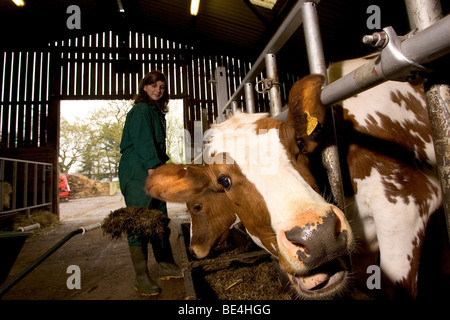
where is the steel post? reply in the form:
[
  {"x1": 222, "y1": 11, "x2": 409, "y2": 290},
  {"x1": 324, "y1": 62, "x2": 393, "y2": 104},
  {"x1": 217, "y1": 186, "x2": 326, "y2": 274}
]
[
  {"x1": 212, "y1": 67, "x2": 229, "y2": 123},
  {"x1": 405, "y1": 0, "x2": 450, "y2": 243},
  {"x1": 302, "y1": 1, "x2": 327, "y2": 77},
  {"x1": 244, "y1": 82, "x2": 256, "y2": 113},
  {"x1": 302, "y1": 1, "x2": 346, "y2": 210},
  {"x1": 265, "y1": 53, "x2": 283, "y2": 116},
  {"x1": 232, "y1": 101, "x2": 240, "y2": 114}
]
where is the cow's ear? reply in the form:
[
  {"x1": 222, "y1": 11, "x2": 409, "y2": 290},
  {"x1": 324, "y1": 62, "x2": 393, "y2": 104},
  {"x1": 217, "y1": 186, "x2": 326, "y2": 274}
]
[
  {"x1": 145, "y1": 164, "x2": 210, "y2": 203},
  {"x1": 287, "y1": 74, "x2": 325, "y2": 142}
]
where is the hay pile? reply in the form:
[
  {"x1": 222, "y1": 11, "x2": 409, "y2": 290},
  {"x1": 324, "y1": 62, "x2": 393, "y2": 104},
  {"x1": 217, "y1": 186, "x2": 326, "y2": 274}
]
[
  {"x1": 67, "y1": 174, "x2": 110, "y2": 199},
  {"x1": 204, "y1": 259, "x2": 291, "y2": 300},
  {"x1": 13, "y1": 210, "x2": 59, "y2": 237},
  {"x1": 102, "y1": 207, "x2": 169, "y2": 241}
]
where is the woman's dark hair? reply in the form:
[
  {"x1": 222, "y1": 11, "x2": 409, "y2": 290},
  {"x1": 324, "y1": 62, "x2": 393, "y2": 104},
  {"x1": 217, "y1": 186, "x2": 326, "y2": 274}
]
[{"x1": 134, "y1": 70, "x2": 169, "y2": 113}]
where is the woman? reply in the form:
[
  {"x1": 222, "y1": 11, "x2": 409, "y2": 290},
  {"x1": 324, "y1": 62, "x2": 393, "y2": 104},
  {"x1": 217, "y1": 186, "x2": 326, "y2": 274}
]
[{"x1": 119, "y1": 70, "x2": 182, "y2": 296}]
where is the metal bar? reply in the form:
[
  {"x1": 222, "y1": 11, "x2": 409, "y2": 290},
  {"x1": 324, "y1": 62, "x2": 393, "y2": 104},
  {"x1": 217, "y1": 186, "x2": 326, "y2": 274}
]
[
  {"x1": 244, "y1": 82, "x2": 256, "y2": 113},
  {"x1": 0, "y1": 203, "x2": 53, "y2": 216},
  {"x1": 49, "y1": 165, "x2": 53, "y2": 213},
  {"x1": 189, "y1": 249, "x2": 269, "y2": 269},
  {"x1": 302, "y1": 1, "x2": 346, "y2": 211},
  {"x1": 275, "y1": 13, "x2": 450, "y2": 122},
  {"x1": 405, "y1": 0, "x2": 450, "y2": 244},
  {"x1": 405, "y1": 0, "x2": 443, "y2": 30},
  {"x1": 42, "y1": 164, "x2": 46, "y2": 205},
  {"x1": 12, "y1": 162, "x2": 17, "y2": 210},
  {"x1": 302, "y1": 1, "x2": 327, "y2": 78},
  {"x1": 223, "y1": 0, "x2": 316, "y2": 112},
  {"x1": 33, "y1": 164, "x2": 38, "y2": 207},
  {"x1": 23, "y1": 162, "x2": 28, "y2": 210},
  {"x1": 0, "y1": 157, "x2": 52, "y2": 167},
  {"x1": 212, "y1": 66, "x2": 228, "y2": 123},
  {"x1": 265, "y1": 53, "x2": 282, "y2": 116},
  {"x1": 426, "y1": 84, "x2": 450, "y2": 242},
  {"x1": 232, "y1": 101, "x2": 240, "y2": 114}
]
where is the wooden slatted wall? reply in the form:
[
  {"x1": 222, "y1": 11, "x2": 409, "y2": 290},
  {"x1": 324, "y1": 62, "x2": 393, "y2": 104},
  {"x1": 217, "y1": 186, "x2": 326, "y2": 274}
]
[
  {"x1": 1, "y1": 50, "x2": 50, "y2": 149},
  {"x1": 1, "y1": 31, "x2": 302, "y2": 151}
]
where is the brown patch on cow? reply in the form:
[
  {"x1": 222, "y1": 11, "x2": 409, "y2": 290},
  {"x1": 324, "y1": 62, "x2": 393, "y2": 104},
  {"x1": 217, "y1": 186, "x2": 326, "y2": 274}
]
[
  {"x1": 341, "y1": 87, "x2": 439, "y2": 210},
  {"x1": 187, "y1": 191, "x2": 237, "y2": 257},
  {"x1": 396, "y1": 227, "x2": 426, "y2": 299},
  {"x1": 146, "y1": 164, "x2": 210, "y2": 202},
  {"x1": 209, "y1": 161, "x2": 278, "y2": 256},
  {"x1": 347, "y1": 143, "x2": 439, "y2": 212},
  {"x1": 287, "y1": 74, "x2": 326, "y2": 139}
]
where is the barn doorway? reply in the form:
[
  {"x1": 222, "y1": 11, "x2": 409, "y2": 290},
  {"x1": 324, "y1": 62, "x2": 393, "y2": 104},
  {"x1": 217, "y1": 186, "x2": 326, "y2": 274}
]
[
  {"x1": 59, "y1": 98, "x2": 186, "y2": 178},
  {"x1": 58, "y1": 98, "x2": 185, "y2": 223}
]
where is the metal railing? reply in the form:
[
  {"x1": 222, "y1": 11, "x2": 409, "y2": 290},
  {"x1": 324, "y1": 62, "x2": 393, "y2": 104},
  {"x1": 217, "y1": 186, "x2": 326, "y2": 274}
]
[
  {"x1": 0, "y1": 157, "x2": 53, "y2": 218},
  {"x1": 215, "y1": 0, "x2": 450, "y2": 241}
]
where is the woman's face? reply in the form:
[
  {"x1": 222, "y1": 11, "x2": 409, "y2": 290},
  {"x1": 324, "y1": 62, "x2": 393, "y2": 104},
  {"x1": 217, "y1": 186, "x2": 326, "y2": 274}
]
[{"x1": 143, "y1": 81, "x2": 166, "y2": 101}]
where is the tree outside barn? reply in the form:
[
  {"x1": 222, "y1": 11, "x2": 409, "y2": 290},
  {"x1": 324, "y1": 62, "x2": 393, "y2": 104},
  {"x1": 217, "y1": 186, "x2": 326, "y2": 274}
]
[{"x1": 59, "y1": 99, "x2": 185, "y2": 180}]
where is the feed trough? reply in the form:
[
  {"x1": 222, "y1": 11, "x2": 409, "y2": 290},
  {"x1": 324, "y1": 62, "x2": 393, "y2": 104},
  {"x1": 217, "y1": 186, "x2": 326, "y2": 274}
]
[{"x1": 177, "y1": 222, "x2": 291, "y2": 300}]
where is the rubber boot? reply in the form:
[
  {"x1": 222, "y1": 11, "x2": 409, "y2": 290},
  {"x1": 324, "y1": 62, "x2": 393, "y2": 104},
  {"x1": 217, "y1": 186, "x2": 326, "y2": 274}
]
[
  {"x1": 151, "y1": 226, "x2": 183, "y2": 280},
  {"x1": 128, "y1": 245, "x2": 161, "y2": 296}
]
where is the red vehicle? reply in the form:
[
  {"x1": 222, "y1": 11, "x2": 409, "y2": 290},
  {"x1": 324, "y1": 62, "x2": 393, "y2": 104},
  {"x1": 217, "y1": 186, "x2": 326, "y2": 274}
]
[{"x1": 59, "y1": 174, "x2": 71, "y2": 201}]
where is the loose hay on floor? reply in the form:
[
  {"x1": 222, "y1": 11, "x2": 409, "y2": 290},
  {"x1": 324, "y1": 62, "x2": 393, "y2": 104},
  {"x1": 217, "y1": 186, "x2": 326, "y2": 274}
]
[
  {"x1": 203, "y1": 260, "x2": 291, "y2": 300},
  {"x1": 13, "y1": 210, "x2": 59, "y2": 237},
  {"x1": 102, "y1": 206, "x2": 169, "y2": 241}
]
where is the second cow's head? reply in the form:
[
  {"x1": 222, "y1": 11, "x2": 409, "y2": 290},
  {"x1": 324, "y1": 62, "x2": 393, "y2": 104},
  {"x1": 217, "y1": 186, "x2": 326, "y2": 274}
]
[{"x1": 146, "y1": 75, "x2": 355, "y2": 299}]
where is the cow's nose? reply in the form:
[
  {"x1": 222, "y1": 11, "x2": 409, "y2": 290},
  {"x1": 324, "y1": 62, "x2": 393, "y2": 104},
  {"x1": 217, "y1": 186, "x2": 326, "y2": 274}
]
[{"x1": 284, "y1": 210, "x2": 349, "y2": 270}]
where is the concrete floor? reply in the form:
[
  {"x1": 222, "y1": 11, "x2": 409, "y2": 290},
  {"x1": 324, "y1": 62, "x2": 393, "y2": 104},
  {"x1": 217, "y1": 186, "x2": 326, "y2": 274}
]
[{"x1": 1, "y1": 193, "x2": 189, "y2": 300}]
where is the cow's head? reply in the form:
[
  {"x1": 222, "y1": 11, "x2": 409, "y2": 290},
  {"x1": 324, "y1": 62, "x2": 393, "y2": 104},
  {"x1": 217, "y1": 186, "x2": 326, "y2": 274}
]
[
  {"x1": 146, "y1": 75, "x2": 355, "y2": 299},
  {"x1": 147, "y1": 163, "x2": 238, "y2": 259}
]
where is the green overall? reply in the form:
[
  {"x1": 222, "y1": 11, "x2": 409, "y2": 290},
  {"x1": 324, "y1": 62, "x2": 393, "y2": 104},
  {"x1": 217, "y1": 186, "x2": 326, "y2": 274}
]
[{"x1": 118, "y1": 102, "x2": 170, "y2": 246}]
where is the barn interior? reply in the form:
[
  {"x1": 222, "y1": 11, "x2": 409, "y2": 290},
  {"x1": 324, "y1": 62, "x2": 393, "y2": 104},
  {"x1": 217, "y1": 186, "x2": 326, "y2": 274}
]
[{"x1": 0, "y1": 0, "x2": 449, "y2": 302}]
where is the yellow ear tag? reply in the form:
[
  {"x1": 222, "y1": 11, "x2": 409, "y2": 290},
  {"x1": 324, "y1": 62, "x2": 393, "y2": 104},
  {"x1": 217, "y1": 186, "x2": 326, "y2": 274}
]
[{"x1": 305, "y1": 111, "x2": 318, "y2": 136}]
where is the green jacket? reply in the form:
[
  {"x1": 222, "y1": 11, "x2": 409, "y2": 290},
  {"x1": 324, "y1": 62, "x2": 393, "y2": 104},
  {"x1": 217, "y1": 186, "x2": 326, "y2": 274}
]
[{"x1": 120, "y1": 102, "x2": 169, "y2": 170}]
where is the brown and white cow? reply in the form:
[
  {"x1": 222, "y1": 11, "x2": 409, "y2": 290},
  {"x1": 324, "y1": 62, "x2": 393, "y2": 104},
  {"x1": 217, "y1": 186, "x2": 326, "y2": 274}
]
[{"x1": 146, "y1": 57, "x2": 442, "y2": 299}]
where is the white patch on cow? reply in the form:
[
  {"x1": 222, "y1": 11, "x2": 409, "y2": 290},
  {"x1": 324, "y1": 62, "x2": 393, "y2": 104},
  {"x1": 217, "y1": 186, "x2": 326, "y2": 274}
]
[
  {"x1": 230, "y1": 214, "x2": 241, "y2": 229},
  {"x1": 329, "y1": 56, "x2": 436, "y2": 165},
  {"x1": 352, "y1": 167, "x2": 439, "y2": 283},
  {"x1": 246, "y1": 229, "x2": 270, "y2": 254},
  {"x1": 206, "y1": 112, "x2": 328, "y2": 235}
]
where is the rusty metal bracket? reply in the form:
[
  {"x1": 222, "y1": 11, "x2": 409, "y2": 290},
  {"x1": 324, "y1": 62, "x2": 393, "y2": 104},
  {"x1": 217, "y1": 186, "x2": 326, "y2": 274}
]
[{"x1": 255, "y1": 78, "x2": 280, "y2": 94}]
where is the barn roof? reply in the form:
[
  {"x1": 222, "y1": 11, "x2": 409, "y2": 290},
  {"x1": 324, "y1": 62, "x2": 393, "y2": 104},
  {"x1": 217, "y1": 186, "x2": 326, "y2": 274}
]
[{"x1": 2, "y1": 0, "x2": 447, "y2": 70}]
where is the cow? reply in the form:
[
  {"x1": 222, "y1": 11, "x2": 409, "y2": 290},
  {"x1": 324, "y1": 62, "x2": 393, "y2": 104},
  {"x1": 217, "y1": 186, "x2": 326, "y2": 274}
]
[
  {"x1": 2, "y1": 181, "x2": 12, "y2": 209},
  {"x1": 146, "y1": 56, "x2": 442, "y2": 299}
]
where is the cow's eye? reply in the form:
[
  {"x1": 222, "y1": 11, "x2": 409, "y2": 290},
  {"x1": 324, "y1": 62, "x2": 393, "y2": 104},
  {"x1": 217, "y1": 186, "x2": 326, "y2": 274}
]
[
  {"x1": 297, "y1": 138, "x2": 308, "y2": 154},
  {"x1": 218, "y1": 176, "x2": 232, "y2": 190},
  {"x1": 192, "y1": 203, "x2": 202, "y2": 212}
]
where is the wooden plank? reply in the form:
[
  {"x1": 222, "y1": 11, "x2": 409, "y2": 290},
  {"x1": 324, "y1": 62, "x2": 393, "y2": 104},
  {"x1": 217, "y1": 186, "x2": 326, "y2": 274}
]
[
  {"x1": 108, "y1": 31, "x2": 115, "y2": 96},
  {"x1": 76, "y1": 38, "x2": 83, "y2": 96},
  {"x1": 9, "y1": 52, "x2": 19, "y2": 148},
  {"x1": 193, "y1": 53, "x2": 200, "y2": 121},
  {"x1": 24, "y1": 52, "x2": 36, "y2": 147},
  {"x1": 84, "y1": 36, "x2": 91, "y2": 96},
  {"x1": 39, "y1": 52, "x2": 50, "y2": 147}
]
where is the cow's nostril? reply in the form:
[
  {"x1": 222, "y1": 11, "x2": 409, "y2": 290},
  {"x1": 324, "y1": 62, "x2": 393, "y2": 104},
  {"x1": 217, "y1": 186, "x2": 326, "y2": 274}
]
[{"x1": 284, "y1": 210, "x2": 348, "y2": 269}]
